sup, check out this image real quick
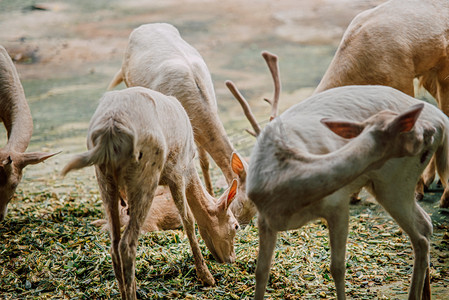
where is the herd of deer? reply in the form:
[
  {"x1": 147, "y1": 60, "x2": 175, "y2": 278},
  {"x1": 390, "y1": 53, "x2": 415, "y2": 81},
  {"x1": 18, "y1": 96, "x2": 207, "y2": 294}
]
[{"x1": 1, "y1": 0, "x2": 449, "y2": 299}]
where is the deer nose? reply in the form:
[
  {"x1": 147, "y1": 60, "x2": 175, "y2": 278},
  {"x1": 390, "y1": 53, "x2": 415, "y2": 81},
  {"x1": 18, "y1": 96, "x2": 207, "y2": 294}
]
[{"x1": 223, "y1": 252, "x2": 236, "y2": 264}]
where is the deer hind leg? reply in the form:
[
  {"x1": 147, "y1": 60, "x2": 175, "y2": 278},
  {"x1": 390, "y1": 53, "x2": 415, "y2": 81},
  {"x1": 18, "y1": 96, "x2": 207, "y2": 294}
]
[
  {"x1": 375, "y1": 185, "x2": 432, "y2": 300},
  {"x1": 254, "y1": 215, "x2": 278, "y2": 300},
  {"x1": 96, "y1": 167, "x2": 127, "y2": 298},
  {"x1": 198, "y1": 146, "x2": 214, "y2": 196},
  {"x1": 119, "y1": 170, "x2": 160, "y2": 300},
  {"x1": 167, "y1": 174, "x2": 215, "y2": 286}
]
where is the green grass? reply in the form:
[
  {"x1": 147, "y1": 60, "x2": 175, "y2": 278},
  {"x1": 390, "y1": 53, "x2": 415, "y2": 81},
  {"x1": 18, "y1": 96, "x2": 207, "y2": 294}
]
[{"x1": 1, "y1": 182, "x2": 448, "y2": 299}]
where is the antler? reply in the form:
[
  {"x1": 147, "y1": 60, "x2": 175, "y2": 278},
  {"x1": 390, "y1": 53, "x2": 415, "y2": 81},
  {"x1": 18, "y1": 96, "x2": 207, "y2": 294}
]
[
  {"x1": 261, "y1": 51, "x2": 281, "y2": 121},
  {"x1": 227, "y1": 50, "x2": 282, "y2": 137},
  {"x1": 225, "y1": 80, "x2": 261, "y2": 137}
]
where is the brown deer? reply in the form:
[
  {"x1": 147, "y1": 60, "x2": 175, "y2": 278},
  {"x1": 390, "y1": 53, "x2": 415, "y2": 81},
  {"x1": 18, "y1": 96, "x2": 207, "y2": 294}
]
[
  {"x1": 90, "y1": 186, "x2": 183, "y2": 232},
  {"x1": 314, "y1": 0, "x2": 449, "y2": 206}
]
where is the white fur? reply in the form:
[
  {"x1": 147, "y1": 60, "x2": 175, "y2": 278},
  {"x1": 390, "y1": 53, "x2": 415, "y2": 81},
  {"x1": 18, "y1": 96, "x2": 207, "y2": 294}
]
[
  {"x1": 0, "y1": 45, "x2": 57, "y2": 221},
  {"x1": 108, "y1": 23, "x2": 254, "y2": 225},
  {"x1": 250, "y1": 85, "x2": 444, "y2": 300},
  {"x1": 62, "y1": 87, "x2": 240, "y2": 299}
]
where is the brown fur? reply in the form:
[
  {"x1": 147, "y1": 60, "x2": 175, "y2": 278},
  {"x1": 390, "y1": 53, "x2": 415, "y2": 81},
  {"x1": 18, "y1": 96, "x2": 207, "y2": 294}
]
[{"x1": 315, "y1": 0, "x2": 449, "y2": 207}]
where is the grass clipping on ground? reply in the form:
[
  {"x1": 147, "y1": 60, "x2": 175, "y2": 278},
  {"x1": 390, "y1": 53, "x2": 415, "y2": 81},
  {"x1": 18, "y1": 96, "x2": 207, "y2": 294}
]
[{"x1": 0, "y1": 182, "x2": 448, "y2": 299}]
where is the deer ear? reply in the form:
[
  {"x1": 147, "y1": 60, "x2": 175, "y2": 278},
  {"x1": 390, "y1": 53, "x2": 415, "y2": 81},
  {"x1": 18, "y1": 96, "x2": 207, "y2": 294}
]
[
  {"x1": 389, "y1": 103, "x2": 424, "y2": 133},
  {"x1": 219, "y1": 179, "x2": 238, "y2": 211},
  {"x1": 231, "y1": 152, "x2": 246, "y2": 178},
  {"x1": 18, "y1": 151, "x2": 61, "y2": 168},
  {"x1": 321, "y1": 118, "x2": 364, "y2": 139}
]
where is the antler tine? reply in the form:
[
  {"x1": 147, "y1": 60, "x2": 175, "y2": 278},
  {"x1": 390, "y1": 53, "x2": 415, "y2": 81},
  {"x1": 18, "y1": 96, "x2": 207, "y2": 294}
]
[
  {"x1": 225, "y1": 80, "x2": 261, "y2": 137},
  {"x1": 261, "y1": 51, "x2": 281, "y2": 121}
]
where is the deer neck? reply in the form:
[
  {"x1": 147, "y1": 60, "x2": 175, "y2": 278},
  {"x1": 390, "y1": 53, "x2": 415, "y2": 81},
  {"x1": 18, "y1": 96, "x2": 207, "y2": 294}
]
[
  {"x1": 252, "y1": 129, "x2": 385, "y2": 204},
  {"x1": 292, "y1": 134, "x2": 383, "y2": 197},
  {"x1": 185, "y1": 169, "x2": 216, "y2": 226},
  {"x1": 0, "y1": 80, "x2": 33, "y2": 153}
]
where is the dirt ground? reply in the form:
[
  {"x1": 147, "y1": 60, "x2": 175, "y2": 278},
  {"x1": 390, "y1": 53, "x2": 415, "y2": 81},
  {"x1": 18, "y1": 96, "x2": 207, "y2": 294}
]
[
  {"x1": 1, "y1": 0, "x2": 448, "y2": 299},
  {"x1": 0, "y1": 0, "x2": 389, "y2": 190}
]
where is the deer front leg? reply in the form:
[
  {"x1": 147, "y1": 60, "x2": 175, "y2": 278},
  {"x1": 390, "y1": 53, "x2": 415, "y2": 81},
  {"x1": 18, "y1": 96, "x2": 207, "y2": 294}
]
[
  {"x1": 416, "y1": 156, "x2": 436, "y2": 201},
  {"x1": 168, "y1": 176, "x2": 215, "y2": 286},
  {"x1": 254, "y1": 215, "x2": 277, "y2": 300},
  {"x1": 326, "y1": 199, "x2": 350, "y2": 300},
  {"x1": 422, "y1": 156, "x2": 436, "y2": 188},
  {"x1": 198, "y1": 146, "x2": 214, "y2": 196},
  {"x1": 436, "y1": 80, "x2": 449, "y2": 207},
  {"x1": 439, "y1": 185, "x2": 449, "y2": 208}
]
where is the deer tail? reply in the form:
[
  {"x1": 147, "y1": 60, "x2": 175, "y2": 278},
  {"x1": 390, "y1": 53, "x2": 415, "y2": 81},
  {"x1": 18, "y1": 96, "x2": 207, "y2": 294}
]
[{"x1": 107, "y1": 68, "x2": 124, "y2": 90}]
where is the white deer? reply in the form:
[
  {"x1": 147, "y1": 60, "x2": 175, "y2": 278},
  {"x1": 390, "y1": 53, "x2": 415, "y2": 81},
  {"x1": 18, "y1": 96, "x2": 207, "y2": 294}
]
[
  {"x1": 229, "y1": 57, "x2": 444, "y2": 298},
  {"x1": 314, "y1": 0, "x2": 449, "y2": 207},
  {"x1": 107, "y1": 23, "x2": 255, "y2": 225},
  {"x1": 62, "y1": 87, "x2": 240, "y2": 299},
  {"x1": 0, "y1": 45, "x2": 58, "y2": 221}
]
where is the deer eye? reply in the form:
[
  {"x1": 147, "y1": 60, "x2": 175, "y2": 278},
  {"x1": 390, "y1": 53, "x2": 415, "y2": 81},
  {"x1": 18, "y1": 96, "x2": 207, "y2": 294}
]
[{"x1": 235, "y1": 224, "x2": 240, "y2": 231}]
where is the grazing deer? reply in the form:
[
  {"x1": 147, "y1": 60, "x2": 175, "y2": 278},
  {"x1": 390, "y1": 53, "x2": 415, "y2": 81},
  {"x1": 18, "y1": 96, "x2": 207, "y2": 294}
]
[
  {"x1": 92, "y1": 152, "x2": 246, "y2": 233},
  {"x1": 0, "y1": 45, "x2": 58, "y2": 221},
  {"x1": 62, "y1": 87, "x2": 240, "y2": 299},
  {"x1": 90, "y1": 186, "x2": 183, "y2": 232},
  {"x1": 228, "y1": 53, "x2": 446, "y2": 298},
  {"x1": 314, "y1": 0, "x2": 449, "y2": 206},
  {"x1": 107, "y1": 23, "x2": 255, "y2": 225}
]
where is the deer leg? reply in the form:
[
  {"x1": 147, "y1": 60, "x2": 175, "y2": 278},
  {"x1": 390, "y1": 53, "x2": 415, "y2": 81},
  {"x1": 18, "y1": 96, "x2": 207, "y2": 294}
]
[
  {"x1": 415, "y1": 177, "x2": 426, "y2": 201},
  {"x1": 439, "y1": 184, "x2": 449, "y2": 208},
  {"x1": 254, "y1": 215, "x2": 277, "y2": 300},
  {"x1": 422, "y1": 156, "x2": 436, "y2": 188},
  {"x1": 96, "y1": 168, "x2": 127, "y2": 298},
  {"x1": 416, "y1": 156, "x2": 436, "y2": 201},
  {"x1": 325, "y1": 199, "x2": 349, "y2": 300},
  {"x1": 375, "y1": 185, "x2": 432, "y2": 300},
  {"x1": 167, "y1": 175, "x2": 215, "y2": 286},
  {"x1": 349, "y1": 189, "x2": 361, "y2": 204},
  {"x1": 198, "y1": 146, "x2": 214, "y2": 196},
  {"x1": 119, "y1": 174, "x2": 159, "y2": 300},
  {"x1": 436, "y1": 81, "x2": 449, "y2": 207}
]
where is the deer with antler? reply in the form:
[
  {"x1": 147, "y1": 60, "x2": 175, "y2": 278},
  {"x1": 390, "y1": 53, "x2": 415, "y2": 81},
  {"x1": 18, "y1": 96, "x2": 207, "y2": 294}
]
[
  {"x1": 62, "y1": 87, "x2": 241, "y2": 299},
  {"x1": 227, "y1": 52, "x2": 446, "y2": 299},
  {"x1": 314, "y1": 0, "x2": 449, "y2": 207},
  {"x1": 0, "y1": 45, "x2": 58, "y2": 221},
  {"x1": 107, "y1": 23, "x2": 255, "y2": 225}
]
